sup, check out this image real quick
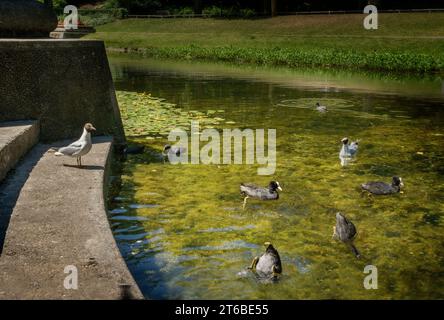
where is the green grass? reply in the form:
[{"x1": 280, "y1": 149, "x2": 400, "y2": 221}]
[{"x1": 87, "y1": 13, "x2": 444, "y2": 73}]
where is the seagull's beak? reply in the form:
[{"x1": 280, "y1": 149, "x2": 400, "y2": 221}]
[
  {"x1": 91, "y1": 126, "x2": 96, "y2": 131},
  {"x1": 400, "y1": 178, "x2": 404, "y2": 188},
  {"x1": 264, "y1": 242, "x2": 271, "y2": 247},
  {"x1": 278, "y1": 186, "x2": 282, "y2": 191}
]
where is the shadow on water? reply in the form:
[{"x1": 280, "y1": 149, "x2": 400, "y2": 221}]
[
  {"x1": 0, "y1": 145, "x2": 47, "y2": 255},
  {"x1": 107, "y1": 144, "x2": 174, "y2": 299}
]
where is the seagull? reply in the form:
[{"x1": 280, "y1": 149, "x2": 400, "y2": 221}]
[
  {"x1": 54, "y1": 123, "x2": 96, "y2": 167},
  {"x1": 339, "y1": 137, "x2": 359, "y2": 166},
  {"x1": 315, "y1": 102, "x2": 327, "y2": 113},
  {"x1": 339, "y1": 137, "x2": 359, "y2": 158}
]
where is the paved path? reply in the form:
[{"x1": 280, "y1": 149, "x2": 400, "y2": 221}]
[{"x1": 0, "y1": 137, "x2": 143, "y2": 299}]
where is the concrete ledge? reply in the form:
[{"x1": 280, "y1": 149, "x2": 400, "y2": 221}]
[
  {"x1": 0, "y1": 120, "x2": 39, "y2": 182},
  {"x1": 0, "y1": 136, "x2": 143, "y2": 299}
]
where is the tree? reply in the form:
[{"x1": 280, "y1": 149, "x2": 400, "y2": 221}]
[
  {"x1": 193, "y1": 0, "x2": 202, "y2": 14},
  {"x1": 271, "y1": 0, "x2": 277, "y2": 16}
]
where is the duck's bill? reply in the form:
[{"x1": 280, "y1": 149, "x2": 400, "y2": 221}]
[
  {"x1": 91, "y1": 127, "x2": 97, "y2": 131},
  {"x1": 278, "y1": 186, "x2": 283, "y2": 191}
]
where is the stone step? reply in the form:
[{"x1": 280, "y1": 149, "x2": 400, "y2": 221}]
[
  {"x1": 0, "y1": 120, "x2": 39, "y2": 183},
  {"x1": 0, "y1": 136, "x2": 143, "y2": 299}
]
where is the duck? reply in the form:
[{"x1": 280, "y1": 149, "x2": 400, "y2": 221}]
[
  {"x1": 54, "y1": 123, "x2": 96, "y2": 167},
  {"x1": 361, "y1": 176, "x2": 404, "y2": 195},
  {"x1": 333, "y1": 212, "x2": 360, "y2": 258},
  {"x1": 240, "y1": 181, "x2": 282, "y2": 209},
  {"x1": 248, "y1": 242, "x2": 282, "y2": 280},
  {"x1": 315, "y1": 102, "x2": 327, "y2": 113},
  {"x1": 123, "y1": 144, "x2": 145, "y2": 155},
  {"x1": 163, "y1": 144, "x2": 187, "y2": 157}
]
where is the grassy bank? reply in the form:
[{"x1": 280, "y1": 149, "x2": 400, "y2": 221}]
[{"x1": 88, "y1": 13, "x2": 444, "y2": 73}]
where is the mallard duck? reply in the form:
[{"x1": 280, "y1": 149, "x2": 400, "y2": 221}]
[
  {"x1": 249, "y1": 242, "x2": 282, "y2": 280},
  {"x1": 333, "y1": 212, "x2": 360, "y2": 258},
  {"x1": 54, "y1": 123, "x2": 96, "y2": 167},
  {"x1": 361, "y1": 176, "x2": 404, "y2": 195},
  {"x1": 315, "y1": 102, "x2": 327, "y2": 113},
  {"x1": 240, "y1": 181, "x2": 282, "y2": 209}
]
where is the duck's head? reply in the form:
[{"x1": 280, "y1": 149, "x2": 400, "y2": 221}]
[
  {"x1": 84, "y1": 123, "x2": 96, "y2": 133},
  {"x1": 264, "y1": 242, "x2": 280, "y2": 257},
  {"x1": 341, "y1": 137, "x2": 349, "y2": 145},
  {"x1": 336, "y1": 212, "x2": 346, "y2": 221},
  {"x1": 269, "y1": 181, "x2": 282, "y2": 192},
  {"x1": 316, "y1": 102, "x2": 320, "y2": 107},
  {"x1": 392, "y1": 176, "x2": 404, "y2": 188},
  {"x1": 264, "y1": 241, "x2": 275, "y2": 252},
  {"x1": 163, "y1": 144, "x2": 171, "y2": 154}
]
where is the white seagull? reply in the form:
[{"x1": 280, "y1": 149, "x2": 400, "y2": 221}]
[
  {"x1": 339, "y1": 137, "x2": 359, "y2": 166},
  {"x1": 339, "y1": 137, "x2": 359, "y2": 158},
  {"x1": 315, "y1": 102, "x2": 328, "y2": 113},
  {"x1": 55, "y1": 123, "x2": 96, "y2": 167}
]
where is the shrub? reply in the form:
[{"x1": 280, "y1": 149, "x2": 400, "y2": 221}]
[
  {"x1": 202, "y1": 5, "x2": 223, "y2": 17},
  {"x1": 75, "y1": 9, "x2": 128, "y2": 26},
  {"x1": 239, "y1": 8, "x2": 256, "y2": 18},
  {"x1": 202, "y1": 6, "x2": 256, "y2": 18}
]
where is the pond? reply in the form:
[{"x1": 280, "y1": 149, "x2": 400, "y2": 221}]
[{"x1": 108, "y1": 55, "x2": 444, "y2": 299}]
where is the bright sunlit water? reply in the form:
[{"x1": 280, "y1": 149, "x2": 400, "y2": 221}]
[{"x1": 108, "y1": 56, "x2": 444, "y2": 299}]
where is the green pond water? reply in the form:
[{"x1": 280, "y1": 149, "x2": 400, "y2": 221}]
[{"x1": 108, "y1": 56, "x2": 444, "y2": 299}]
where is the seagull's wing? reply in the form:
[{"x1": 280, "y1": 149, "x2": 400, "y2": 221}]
[
  {"x1": 349, "y1": 142, "x2": 359, "y2": 153},
  {"x1": 58, "y1": 141, "x2": 84, "y2": 156}
]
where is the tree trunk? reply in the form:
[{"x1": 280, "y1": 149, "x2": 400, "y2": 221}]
[
  {"x1": 271, "y1": 0, "x2": 277, "y2": 17},
  {"x1": 193, "y1": 0, "x2": 202, "y2": 14}
]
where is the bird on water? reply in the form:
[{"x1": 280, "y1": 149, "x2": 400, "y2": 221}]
[
  {"x1": 248, "y1": 242, "x2": 282, "y2": 280},
  {"x1": 332, "y1": 212, "x2": 360, "y2": 258},
  {"x1": 361, "y1": 176, "x2": 404, "y2": 195},
  {"x1": 315, "y1": 102, "x2": 328, "y2": 113},
  {"x1": 54, "y1": 123, "x2": 96, "y2": 167},
  {"x1": 240, "y1": 181, "x2": 282, "y2": 210}
]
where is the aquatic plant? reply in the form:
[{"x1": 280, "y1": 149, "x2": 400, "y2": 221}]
[{"x1": 117, "y1": 91, "x2": 226, "y2": 137}]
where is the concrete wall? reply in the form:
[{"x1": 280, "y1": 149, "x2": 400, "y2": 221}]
[{"x1": 0, "y1": 39, "x2": 125, "y2": 144}]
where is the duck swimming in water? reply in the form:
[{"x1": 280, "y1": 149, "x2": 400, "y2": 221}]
[
  {"x1": 315, "y1": 102, "x2": 327, "y2": 113},
  {"x1": 249, "y1": 242, "x2": 282, "y2": 280},
  {"x1": 163, "y1": 144, "x2": 187, "y2": 163},
  {"x1": 333, "y1": 212, "x2": 360, "y2": 258},
  {"x1": 240, "y1": 181, "x2": 282, "y2": 210},
  {"x1": 361, "y1": 176, "x2": 404, "y2": 195},
  {"x1": 163, "y1": 144, "x2": 186, "y2": 156}
]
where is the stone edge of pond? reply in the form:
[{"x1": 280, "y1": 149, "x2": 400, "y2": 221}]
[{"x1": 0, "y1": 136, "x2": 143, "y2": 300}]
